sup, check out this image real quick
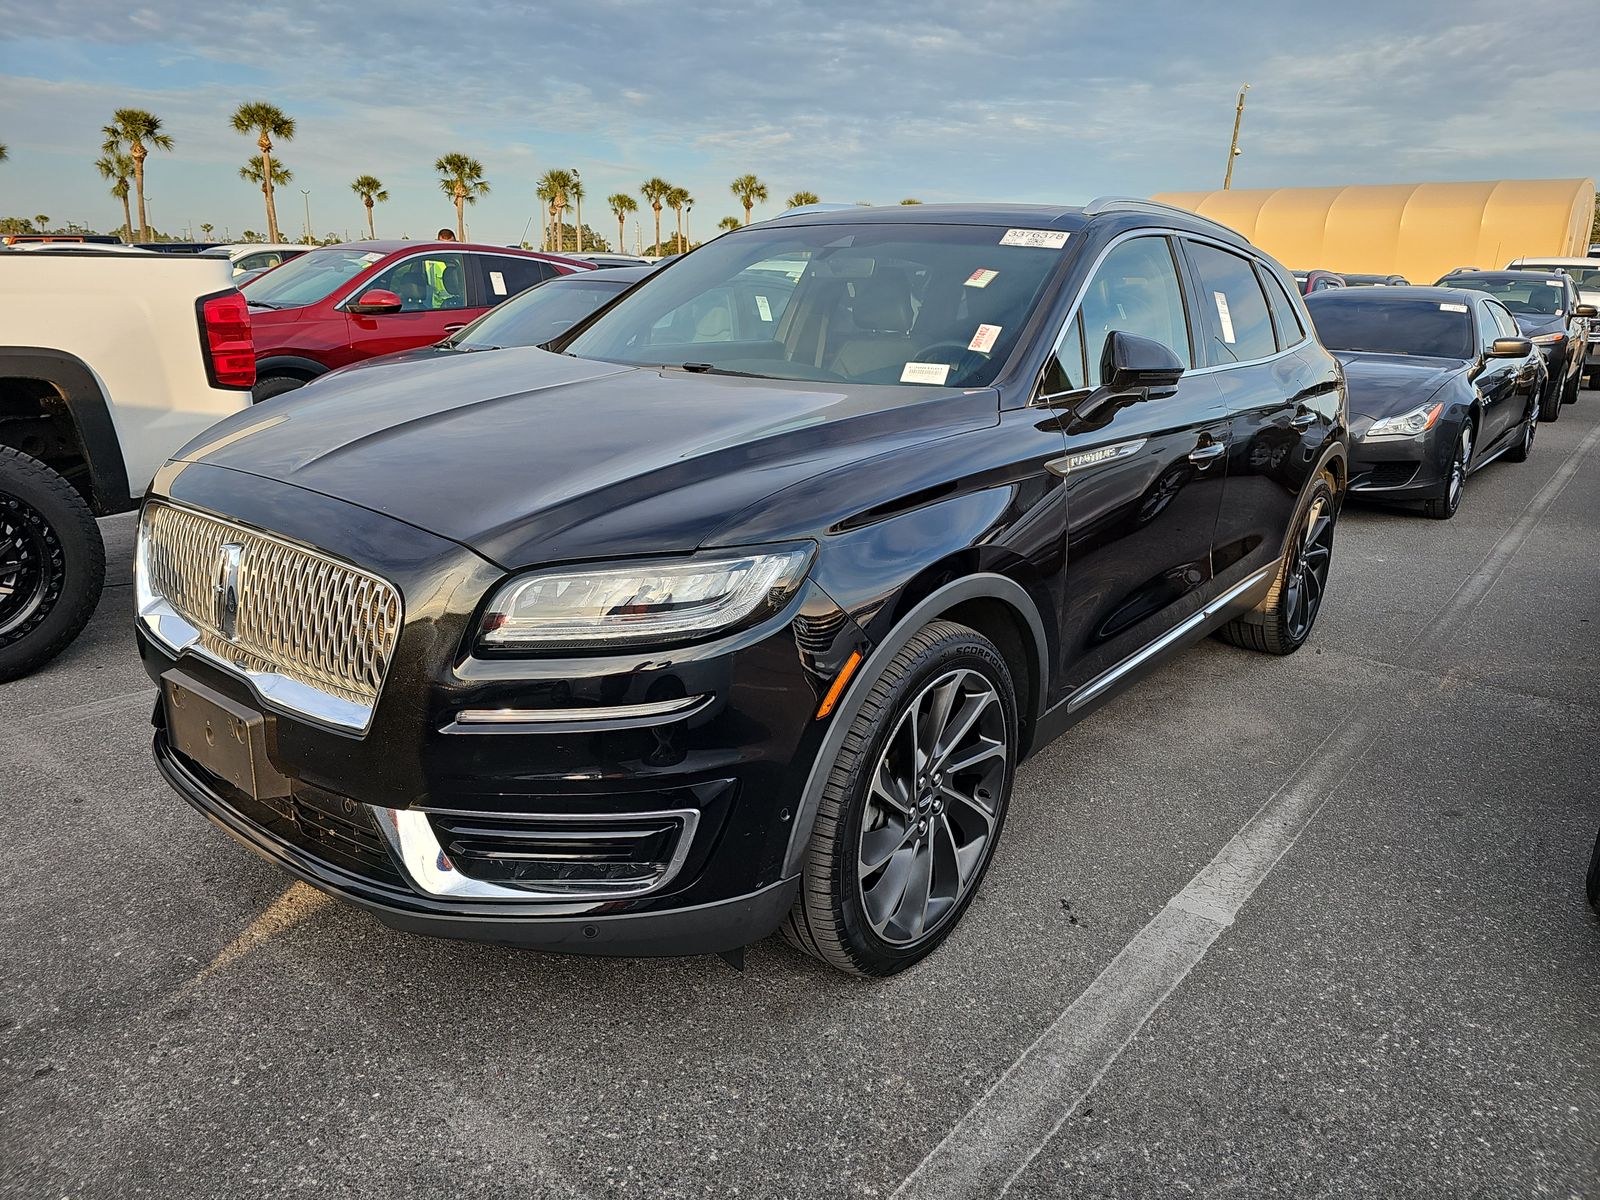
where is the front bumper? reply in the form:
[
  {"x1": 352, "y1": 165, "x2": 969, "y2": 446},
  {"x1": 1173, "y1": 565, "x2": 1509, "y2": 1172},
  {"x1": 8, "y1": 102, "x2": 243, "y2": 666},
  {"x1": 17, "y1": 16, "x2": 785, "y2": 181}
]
[
  {"x1": 1345, "y1": 412, "x2": 1456, "y2": 500},
  {"x1": 138, "y1": 463, "x2": 867, "y2": 957}
]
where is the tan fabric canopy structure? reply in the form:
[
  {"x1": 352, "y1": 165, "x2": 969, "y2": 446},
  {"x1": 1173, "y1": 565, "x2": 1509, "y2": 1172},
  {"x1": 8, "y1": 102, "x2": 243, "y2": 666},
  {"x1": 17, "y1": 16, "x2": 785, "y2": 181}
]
[{"x1": 1151, "y1": 179, "x2": 1595, "y2": 286}]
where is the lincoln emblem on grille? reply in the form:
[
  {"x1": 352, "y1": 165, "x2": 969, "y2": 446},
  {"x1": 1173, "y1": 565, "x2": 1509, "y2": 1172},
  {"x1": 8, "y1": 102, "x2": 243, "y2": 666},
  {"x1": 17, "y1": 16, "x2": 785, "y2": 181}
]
[{"x1": 212, "y1": 542, "x2": 243, "y2": 640}]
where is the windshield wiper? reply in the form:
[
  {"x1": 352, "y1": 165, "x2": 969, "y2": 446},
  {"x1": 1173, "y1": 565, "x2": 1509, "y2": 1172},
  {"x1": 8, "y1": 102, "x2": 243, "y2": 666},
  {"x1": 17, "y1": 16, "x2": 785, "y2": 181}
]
[
  {"x1": 246, "y1": 300, "x2": 284, "y2": 309},
  {"x1": 677, "y1": 362, "x2": 763, "y2": 377}
]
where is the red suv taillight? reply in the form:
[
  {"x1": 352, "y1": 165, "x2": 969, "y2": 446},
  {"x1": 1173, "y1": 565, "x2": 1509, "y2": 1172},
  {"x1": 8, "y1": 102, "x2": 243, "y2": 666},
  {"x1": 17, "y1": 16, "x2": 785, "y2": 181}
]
[{"x1": 198, "y1": 290, "x2": 256, "y2": 389}]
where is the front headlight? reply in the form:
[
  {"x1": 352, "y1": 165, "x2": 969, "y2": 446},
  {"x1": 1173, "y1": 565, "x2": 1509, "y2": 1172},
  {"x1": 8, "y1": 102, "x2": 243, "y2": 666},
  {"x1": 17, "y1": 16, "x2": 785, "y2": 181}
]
[
  {"x1": 1365, "y1": 401, "x2": 1443, "y2": 440},
  {"x1": 1530, "y1": 332, "x2": 1566, "y2": 345},
  {"x1": 478, "y1": 545, "x2": 814, "y2": 651}
]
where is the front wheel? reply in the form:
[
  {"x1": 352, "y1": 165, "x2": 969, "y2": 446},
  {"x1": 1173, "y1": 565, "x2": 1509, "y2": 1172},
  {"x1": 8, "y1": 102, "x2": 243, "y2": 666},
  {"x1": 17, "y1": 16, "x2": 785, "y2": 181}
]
[
  {"x1": 1541, "y1": 378, "x2": 1563, "y2": 422},
  {"x1": 783, "y1": 620, "x2": 1018, "y2": 976},
  {"x1": 1422, "y1": 422, "x2": 1473, "y2": 520},
  {"x1": 0, "y1": 446, "x2": 106, "y2": 681},
  {"x1": 1505, "y1": 402, "x2": 1537, "y2": 463},
  {"x1": 1217, "y1": 469, "x2": 1337, "y2": 655}
]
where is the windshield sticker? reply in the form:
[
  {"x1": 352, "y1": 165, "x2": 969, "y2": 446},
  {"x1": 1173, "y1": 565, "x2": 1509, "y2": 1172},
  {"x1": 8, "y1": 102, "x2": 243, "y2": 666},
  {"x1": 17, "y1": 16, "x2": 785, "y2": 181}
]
[
  {"x1": 999, "y1": 229, "x2": 1069, "y2": 249},
  {"x1": 901, "y1": 362, "x2": 951, "y2": 385},
  {"x1": 965, "y1": 268, "x2": 1000, "y2": 289},
  {"x1": 755, "y1": 294, "x2": 773, "y2": 322},
  {"x1": 489, "y1": 271, "x2": 507, "y2": 296},
  {"x1": 1440, "y1": 303, "x2": 1468, "y2": 313},
  {"x1": 1545, "y1": 280, "x2": 1564, "y2": 287},
  {"x1": 360, "y1": 252, "x2": 384, "y2": 264},
  {"x1": 969, "y1": 324, "x2": 1002, "y2": 353},
  {"x1": 1213, "y1": 291, "x2": 1236, "y2": 343}
]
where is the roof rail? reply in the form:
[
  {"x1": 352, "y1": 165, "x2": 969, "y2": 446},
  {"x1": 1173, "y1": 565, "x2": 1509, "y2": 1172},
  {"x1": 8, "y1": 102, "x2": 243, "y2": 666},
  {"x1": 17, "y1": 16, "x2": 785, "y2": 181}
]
[{"x1": 1081, "y1": 195, "x2": 1250, "y2": 241}]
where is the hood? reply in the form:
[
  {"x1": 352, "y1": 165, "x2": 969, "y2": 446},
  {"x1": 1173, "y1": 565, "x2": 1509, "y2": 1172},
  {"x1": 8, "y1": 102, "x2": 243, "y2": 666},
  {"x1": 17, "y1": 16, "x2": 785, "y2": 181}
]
[
  {"x1": 174, "y1": 348, "x2": 998, "y2": 567},
  {"x1": 320, "y1": 345, "x2": 458, "y2": 381},
  {"x1": 1511, "y1": 312, "x2": 1565, "y2": 336},
  {"x1": 1330, "y1": 351, "x2": 1464, "y2": 418}
]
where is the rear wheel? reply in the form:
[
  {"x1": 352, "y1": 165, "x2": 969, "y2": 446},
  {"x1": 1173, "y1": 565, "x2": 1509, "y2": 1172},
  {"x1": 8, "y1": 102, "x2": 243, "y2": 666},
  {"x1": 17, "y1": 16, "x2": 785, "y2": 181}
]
[
  {"x1": 0, "y1": 446, "x2": 105, "y2": 681},
  {"x1": 1217, "y1": 469, "x2": 1337, "y2": 656},
  {"x1": 783, "y1": 620, "x2": 1017, "y2": 976},
  {"x1": 252, "y1": 374, "x2": 308, "y2": 404},
  {"x1": 1423, "y1": 422, "x2": 1473, "y2": 520}
]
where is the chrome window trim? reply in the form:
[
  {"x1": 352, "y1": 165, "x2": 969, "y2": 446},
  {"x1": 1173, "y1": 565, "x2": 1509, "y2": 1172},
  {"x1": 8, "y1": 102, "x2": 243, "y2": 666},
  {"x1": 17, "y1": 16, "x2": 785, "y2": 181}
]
[
  {"x1": 1031, "y1": 226, "x2": 1306, "y2": 405},
  {"x1": 135, "y1": 502, "x2": 401, "y2": 735},
  {"x1": 371, "y1": 805, "x2": 701, "y2": 902}
]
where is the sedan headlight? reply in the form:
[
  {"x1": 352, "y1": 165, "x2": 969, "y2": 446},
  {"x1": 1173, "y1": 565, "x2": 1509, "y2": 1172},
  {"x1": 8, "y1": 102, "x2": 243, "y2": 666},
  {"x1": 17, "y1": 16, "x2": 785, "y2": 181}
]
[
  {"x1": 479, "y1": 545, "x2": 814, "y2": 651},
  {"x1": 1365, "y1": 401, "x2": 1443, "y2": 440},
  {"x1": 1530, "y1": 332, "x2": 1566, "y2": 345}
]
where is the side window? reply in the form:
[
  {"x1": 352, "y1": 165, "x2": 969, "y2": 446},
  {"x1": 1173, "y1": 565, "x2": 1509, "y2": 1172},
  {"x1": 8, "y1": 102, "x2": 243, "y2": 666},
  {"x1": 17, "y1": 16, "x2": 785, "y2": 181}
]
[
  {"x1": 1078, "y1": 237, "x2": 1192, "y2": 387},
  {"x1": 481, "y1": 255, "x2": 555, "y2": 306},
  {"x1": 1258, "y1": 263, "x2": 1304, "y2": 348},
  {"x1": 1473, "y1": 301, "x2": 1500, "y2": 349},
  {"x1": 366, "y1": 252, "x2": 467, "y2": 312},
  {"x1": 1042, "y1": 313, "x2": 1086, "y2": 395},
  {"x1": 1487, "y1": 300, "x2": 1519, "y2": 341},
  {"x1": 1186, "y1": 242, "x2": 1277, "y2": 364}
]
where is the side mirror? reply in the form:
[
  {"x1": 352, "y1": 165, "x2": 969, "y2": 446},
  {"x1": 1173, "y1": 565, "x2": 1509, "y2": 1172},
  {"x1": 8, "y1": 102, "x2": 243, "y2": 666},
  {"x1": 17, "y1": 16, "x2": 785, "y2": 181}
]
[
  {"x1": 1574, "y1": 303, "x2": 1598, "y2": 318},
  {"x1": 1489, "y1": 337, "x2": 1531, "y2": 358},
  {"x1": 1069, "y1": 332, "x2": 1186, "y2": 422},
  {"x1": 347, "y1": 288, "x2": 403, "y2": 315}
]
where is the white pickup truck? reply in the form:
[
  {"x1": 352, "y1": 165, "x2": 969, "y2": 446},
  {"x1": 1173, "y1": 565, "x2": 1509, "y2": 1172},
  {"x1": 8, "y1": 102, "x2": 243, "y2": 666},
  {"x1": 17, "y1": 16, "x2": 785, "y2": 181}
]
[{"x1": 1, "y1": 248, "x2": 255, "y2": 679}]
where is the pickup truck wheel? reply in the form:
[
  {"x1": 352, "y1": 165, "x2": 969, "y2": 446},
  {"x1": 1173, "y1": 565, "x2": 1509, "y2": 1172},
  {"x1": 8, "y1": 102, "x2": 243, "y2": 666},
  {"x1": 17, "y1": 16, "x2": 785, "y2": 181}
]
[
  {"x1": 782, "y1": 620, "x2": 1017, "y2": 976},
  {"x1": 0, "y1": 446, "x2": 105, "y2": 682},
  {"x1": 252, "y1": 375, "x2": 307, "y2": 404}
]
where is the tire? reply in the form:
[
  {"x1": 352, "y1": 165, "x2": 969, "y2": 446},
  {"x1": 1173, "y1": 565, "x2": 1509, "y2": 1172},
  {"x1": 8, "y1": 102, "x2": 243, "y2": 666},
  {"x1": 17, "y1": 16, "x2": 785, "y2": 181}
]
[
  {"x1": 1541, "y1": 377, "x2": 1563, "y2": 422},
  {"x1": 1586, "y1": 368, "x2": 1598, "y2": 391},
  {"x1": 252, "y1": 375, "x2": 307, "y2": 404},
  {"x1": 1504, "y1": 403, "x2": 1537, "y2": 463},
  {"x1": 1561, "y1": 365, "x2": 1580, "y2": 406},
  {"x1": 1217, "y1": 469, "x2": 1337, "y2": 656},
  {"x1": 782, "y1": 619, "x2": 1018, "y2": 976},
  {"x1": 1587, "y1": 828, "x2": 1600, "y2": 912},
  {"x1": 0, "y1": 446, "x2": 106, "y2": 682},
  {"x1": 1422, "y1": 421, "x2": 1473, "y2": 520}
]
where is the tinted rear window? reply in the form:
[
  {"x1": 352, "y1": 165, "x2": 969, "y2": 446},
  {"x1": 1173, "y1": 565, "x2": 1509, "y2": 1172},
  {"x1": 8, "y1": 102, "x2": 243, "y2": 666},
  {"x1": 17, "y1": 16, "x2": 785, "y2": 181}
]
[{"x1": 1306, "y1": 297, "x2": 1473, "y2": 359}]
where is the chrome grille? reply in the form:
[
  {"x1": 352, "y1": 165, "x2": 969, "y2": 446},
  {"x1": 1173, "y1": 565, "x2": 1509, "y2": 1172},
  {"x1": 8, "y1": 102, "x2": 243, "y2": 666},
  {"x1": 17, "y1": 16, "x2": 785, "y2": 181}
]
[{"x1": 141, "y1": 502, "x2": 402, "y2": 709}]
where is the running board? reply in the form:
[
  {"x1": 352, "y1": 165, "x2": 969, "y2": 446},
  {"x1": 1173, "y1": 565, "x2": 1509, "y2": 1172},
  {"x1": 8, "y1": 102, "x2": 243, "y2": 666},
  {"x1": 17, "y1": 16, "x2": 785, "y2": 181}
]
[{"x1": 1064, "y1": 564, "x2": 1277, "y2": 714}]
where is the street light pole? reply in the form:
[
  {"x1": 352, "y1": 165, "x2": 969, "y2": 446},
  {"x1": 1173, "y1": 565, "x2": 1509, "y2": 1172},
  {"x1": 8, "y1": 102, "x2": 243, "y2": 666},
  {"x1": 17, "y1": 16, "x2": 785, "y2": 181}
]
[
  {"x1": 301, "y1": 189, "x2": 312, "y2": 243},
  {"x1": 1223, "y1": 84, "x2": 1249, "y2": 190},
  {"x1": 573, "y1": 168, "x2": 583, "y2": 253}
]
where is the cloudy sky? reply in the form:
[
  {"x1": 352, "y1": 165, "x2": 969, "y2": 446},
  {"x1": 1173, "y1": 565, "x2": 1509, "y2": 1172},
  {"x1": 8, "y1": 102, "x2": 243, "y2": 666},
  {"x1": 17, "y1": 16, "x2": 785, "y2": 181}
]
[{"x1": 1, "y1": 0, "x2": 1595, "y2": 245}]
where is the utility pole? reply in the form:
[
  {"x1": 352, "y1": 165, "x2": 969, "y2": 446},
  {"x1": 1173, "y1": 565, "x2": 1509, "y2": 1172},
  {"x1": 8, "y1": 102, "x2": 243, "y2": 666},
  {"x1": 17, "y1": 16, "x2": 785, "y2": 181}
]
[
  {"x1": 573, "y1": 168, "x2": 584, "y2": 253},
  {"x1": 1223, "y1": 84, "x2": 1249, "y2": 190}
]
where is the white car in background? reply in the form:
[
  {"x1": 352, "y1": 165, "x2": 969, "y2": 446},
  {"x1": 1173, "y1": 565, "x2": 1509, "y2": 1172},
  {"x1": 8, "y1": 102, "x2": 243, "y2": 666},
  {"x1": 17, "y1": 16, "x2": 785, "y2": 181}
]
[
  {"x1": 1507, "y1": 256, "x2": 1600, "y2": 387},
  {"x1": 201, "y1": 242, "x2": 310, "y2": 280}
]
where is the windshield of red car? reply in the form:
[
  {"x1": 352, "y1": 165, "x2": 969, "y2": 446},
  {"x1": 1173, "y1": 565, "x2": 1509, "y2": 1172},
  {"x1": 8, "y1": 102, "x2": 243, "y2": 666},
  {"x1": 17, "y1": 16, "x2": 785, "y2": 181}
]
[{"x1": 241, "y1": 247, "x2": 385, "y2": 309}]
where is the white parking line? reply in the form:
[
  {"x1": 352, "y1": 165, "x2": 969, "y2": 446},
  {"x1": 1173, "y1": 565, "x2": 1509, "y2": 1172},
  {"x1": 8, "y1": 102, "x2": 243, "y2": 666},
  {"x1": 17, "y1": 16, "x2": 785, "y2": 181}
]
[{"x1": 893, "y1": 418, "x2": 1600, "y2": 1199}]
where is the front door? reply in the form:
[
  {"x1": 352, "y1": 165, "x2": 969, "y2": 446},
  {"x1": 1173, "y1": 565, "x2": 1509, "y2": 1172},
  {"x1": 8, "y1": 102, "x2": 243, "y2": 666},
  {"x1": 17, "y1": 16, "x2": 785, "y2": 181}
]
[
  {"x1": 1047, "y1": 235, "x2": 1230, "y2": 694},
  {"x1": 343, "y1": 250, "x2": 478, "y2": 359}
]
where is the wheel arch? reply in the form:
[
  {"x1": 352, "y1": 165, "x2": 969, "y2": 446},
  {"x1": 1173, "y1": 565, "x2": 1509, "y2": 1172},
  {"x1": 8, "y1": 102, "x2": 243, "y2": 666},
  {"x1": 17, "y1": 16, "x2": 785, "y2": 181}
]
[
  {"x1": 0, "y1": 347, "x2": 130, "y2": 514},
  {"x1": 254, "y1": 355, "x2": 329, "y2": 382},
  {"x1": 782, "y1": 572, "x2": 1049, "y2": 877}
]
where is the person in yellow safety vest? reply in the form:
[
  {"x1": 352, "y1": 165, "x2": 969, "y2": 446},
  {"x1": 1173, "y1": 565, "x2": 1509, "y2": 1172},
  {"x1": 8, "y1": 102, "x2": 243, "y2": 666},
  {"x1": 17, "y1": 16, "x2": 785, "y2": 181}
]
[{"x1": 427, "y1": 228, "x2": 458, "y2": 309}]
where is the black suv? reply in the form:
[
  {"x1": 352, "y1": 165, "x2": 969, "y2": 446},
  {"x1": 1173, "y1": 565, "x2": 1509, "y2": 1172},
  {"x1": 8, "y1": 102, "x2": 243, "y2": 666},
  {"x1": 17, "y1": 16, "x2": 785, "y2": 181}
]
[{"x1": 135, "y1": 200, "x2": 1347, "y2": 976}]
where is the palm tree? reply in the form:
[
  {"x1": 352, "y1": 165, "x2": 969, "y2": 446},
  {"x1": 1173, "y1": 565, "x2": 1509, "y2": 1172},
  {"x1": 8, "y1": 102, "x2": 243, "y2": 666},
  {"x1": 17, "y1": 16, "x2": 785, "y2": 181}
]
[
  {"x1": 104, "y1": 109, "x2": 172, "y2": 241},
  {"x1": 350, "y1": 174, "x2": 388, "y2": 239},
  {"x1": 900, "y1": 198, "x2": 923, "y2": 205},
  {"x1": 229, "y1": 102, "x2": 295, "y2": 243},
  {"x1": 239, "y1": 154, "x2": 292, "y2": 221},
  {"x1": 786, "y1": 190, "x2": 819, "y2": 208},
  {"x1": 200, "y1": 223, "x2": 214, "y2": 239},
  {"x1": 0, "y1": 144, "x2": 7, "y2": 163},
  {"x1": 666, "y1": 186, "x2": 691, "y2": 253},
  {"x1": 34, "y1": 214, "x2": 49, "y2": 232},
  {"x1": 436, "y1": 153, "x2": 490, "y2": 240},
  {"x1": 538, "y1": 168, "x2": 575, "y2": 252},
  {"x1": 730, "y1": 173, "x2": 768, "y2": 225},
  {"x1": 640, "y1": 177, "x2": 672, "y2": 255},
  {"x1": 95, "y1": 151, "x2": 135, "y2": 242},
  {"x1": 607, "y1": 193, "x2": 637, "y2": 255},
  {"x1": 717, "y1": 216, "x2": 741, "y2": 233}
]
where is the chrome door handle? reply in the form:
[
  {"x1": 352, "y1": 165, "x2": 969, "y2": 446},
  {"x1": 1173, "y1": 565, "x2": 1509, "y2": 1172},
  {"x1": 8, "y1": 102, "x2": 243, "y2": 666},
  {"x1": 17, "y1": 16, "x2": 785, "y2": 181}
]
[
  {"x1": 1290, "y1": 411, "x2": 1318, "y2": 429},
  {"x1": 1188, "y1": 442, "x2": 1226, "y2": 466}
]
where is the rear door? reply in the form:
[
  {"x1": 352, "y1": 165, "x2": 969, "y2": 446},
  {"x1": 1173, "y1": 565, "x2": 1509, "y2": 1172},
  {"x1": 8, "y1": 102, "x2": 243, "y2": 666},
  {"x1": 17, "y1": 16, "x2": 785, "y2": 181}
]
[
  {"x1": 1480, "y1": 299, "x2": 1529, "y2": 444},
  {"x1": 343, "y1": 250, "x2": 471, "y2": 357},
  {"x1": 1049, "y1": 234, "x2": 1230, "y2": 694},
  {"x1": 474, "y1": 254, "x2": 559, "y2": 310}
]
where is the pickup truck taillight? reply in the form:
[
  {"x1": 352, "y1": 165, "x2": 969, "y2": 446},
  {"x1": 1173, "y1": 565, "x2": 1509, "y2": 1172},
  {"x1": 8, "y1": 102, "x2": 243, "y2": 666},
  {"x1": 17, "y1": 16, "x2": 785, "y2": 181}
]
[{"x1": 198, "y1": 291, "x2": 256, "y2": 389}]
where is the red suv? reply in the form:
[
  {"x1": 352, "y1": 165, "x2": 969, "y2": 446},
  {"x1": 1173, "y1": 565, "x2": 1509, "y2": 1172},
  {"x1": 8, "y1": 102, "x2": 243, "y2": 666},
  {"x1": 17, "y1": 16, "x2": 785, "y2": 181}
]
[{"x1": 241, "y1": 241, "x2": 591, "y2": 400}]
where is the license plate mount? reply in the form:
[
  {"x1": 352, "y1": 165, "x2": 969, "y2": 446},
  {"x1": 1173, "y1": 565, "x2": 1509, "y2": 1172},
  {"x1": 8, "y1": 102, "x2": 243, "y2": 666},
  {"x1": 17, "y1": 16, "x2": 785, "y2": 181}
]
[{"x1": 162, "y1": 670, "x2": 292, "y2": 802}]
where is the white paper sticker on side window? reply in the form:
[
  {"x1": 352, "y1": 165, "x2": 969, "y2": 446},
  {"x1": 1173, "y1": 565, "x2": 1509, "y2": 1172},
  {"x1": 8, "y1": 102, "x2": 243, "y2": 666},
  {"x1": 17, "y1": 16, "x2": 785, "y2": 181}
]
[
  {"x1": 999, "y1": 229, "x2": 1069, "y2": 249},
  {"x1": 901, "y1": 362, "x2": 951, "y2": 385},
  {"x1": 489, "y1": 271, "x2": 507, "y2": 296},
  {"x1": 1213, "y1": 291, "x2": 1236, "y2": 343},
  {"x1": 1440, "y1": 303, "x2": 1468, "y2": 313},
  {"x1": 755, "y1": 294, "x2": 773, "y2": 321}
]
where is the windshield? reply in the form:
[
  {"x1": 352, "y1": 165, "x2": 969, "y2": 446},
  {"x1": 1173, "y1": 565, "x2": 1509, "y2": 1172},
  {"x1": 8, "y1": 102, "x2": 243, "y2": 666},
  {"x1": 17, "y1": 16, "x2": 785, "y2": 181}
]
[
  {"x1": 241, "y1": 247, "x2": 384, "y2": 308},
  {"x1": 1306, "y1": 296, "x2": 1473, "y2": 358},
  {"x1": 563, "y1": 223, "x2": 1068, "y2": 387},
  {"x1": 453, "y1": 277, "x2": 630, "y2": 349},
  {"x1": 1443, "y1": 275, "x2": 1568, "y2": 316},
  {"x1": 1520, "y1": 263, "x2": 1600, "y2": 291}
]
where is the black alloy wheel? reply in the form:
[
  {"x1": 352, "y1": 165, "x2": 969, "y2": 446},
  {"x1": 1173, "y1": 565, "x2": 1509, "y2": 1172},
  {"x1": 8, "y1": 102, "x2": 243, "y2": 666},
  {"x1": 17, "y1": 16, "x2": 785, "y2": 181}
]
[
  {"x1": 1282, "y1": 492, "x2": 1335, "y2": 642},
  {"x1": 784, "y1": 620, "x2": 1018, "y2": 976},
  {"x1": 1423, "y1": 422, "x2": 1472, "y2": 520},
  {"x1": 0, "y1": 447, "x2": 105, "y2": 681}
]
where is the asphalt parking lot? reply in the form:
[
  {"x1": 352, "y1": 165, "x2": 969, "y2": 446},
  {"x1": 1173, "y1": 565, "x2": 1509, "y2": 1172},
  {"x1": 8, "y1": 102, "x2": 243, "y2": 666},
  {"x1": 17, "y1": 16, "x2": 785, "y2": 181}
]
[{"x1": 4, "y1": 404, "x2": 1598, "y2": 1199}]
